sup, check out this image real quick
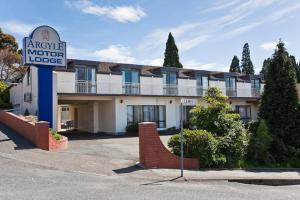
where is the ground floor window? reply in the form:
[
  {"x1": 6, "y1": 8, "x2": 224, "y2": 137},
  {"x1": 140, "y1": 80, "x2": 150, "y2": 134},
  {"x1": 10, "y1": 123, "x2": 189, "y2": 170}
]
[
  {"x1": 236, "y1": 105, "x2": 251, "y2": 123},
  {"x1": 127, "y1": 105, "x2": 166, "y2": 128}
]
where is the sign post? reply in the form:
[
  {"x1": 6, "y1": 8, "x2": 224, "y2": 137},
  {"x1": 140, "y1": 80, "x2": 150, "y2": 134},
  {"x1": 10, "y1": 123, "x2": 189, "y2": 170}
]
[
  {"x1": 180, "y1": 99, "x2": 197, "y2": 177},
  {"x1": 23, "y1": 26, "x2": 66, "y2": 128}
]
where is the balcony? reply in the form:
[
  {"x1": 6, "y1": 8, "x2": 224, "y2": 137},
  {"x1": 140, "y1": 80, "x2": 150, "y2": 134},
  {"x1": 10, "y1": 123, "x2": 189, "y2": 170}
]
[
  {"x1": 197, "y1": 87, "x2": 208, "y2": 96},
  {"x1": 76, "y1": 81, "x2": 96, "y2": 93},
  {"x1": 163, "y1": 84, "x2": 178, "y2": 96},
  {"x1": 123, "y1": 82, "x2": 140, "y2": 95},
  {"x1": 251, "y1": 88, "x2": 261, "y2": 97},
  {"x1": 226, "y1": 87, "x2": 237, "y2": 97}
]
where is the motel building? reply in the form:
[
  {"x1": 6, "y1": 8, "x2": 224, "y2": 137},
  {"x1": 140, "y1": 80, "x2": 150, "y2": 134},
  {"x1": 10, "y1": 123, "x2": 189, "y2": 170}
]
[
  {"x1": 9, "y1": 26, "x2": 264, "y2": 135},
  {"x1": 9, "y1": 59, "x2": 264, "y2": 135}
]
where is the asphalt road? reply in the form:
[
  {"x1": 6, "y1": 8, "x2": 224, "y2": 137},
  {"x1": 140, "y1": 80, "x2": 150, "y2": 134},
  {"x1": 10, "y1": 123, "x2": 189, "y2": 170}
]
[
  {"x1": 0, "y1": 124, "x2": 300, "y2": 199},
  {"x1": 1, "y1": 153, "x2": 300, "y2": 200}
]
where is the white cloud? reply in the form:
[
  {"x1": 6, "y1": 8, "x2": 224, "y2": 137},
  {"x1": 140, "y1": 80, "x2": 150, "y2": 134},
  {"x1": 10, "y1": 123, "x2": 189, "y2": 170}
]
[
  {"x1": 65, "y1": 0, "x2": 146, "y2": 23},
  {"x1": 67, "y1": 45, "x2": 135, "y2": 63},
  {"x1": 260, "y1": 41, "x2": 277, "y2": 51},
  {"x1": 1, "y1": 20, "x2": 36, "y2": 35}
]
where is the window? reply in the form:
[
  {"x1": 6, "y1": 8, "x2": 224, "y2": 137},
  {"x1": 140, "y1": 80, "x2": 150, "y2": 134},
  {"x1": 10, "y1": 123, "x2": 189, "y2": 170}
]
[
  {"x1": 127, "y1": 105, "x2": 166, "y2": 128},
  {"x1": 75, "y1": 66, "x2": 96, "y2": 93},
  {"x1": 122, "y1": 69, "x2": 140, "y2": 94},
  {"x1": 196, "y1": 74, "x2": 208, "y2": 95},
  {"x1": 251, "y1": 79, "x2": 260, "y2": 97},
  {"x1": 27, "y1": 68, "x2": 31, "y2": 85},
  {"x1": 225, "y1": 77, "x2": 237, "y2": 96},
  {"x1": 163, "y1": 72, "x2": 177, "y2": 95},
  {"x1": 236, "y1": 105, "x2": 251, "y2": 123}
]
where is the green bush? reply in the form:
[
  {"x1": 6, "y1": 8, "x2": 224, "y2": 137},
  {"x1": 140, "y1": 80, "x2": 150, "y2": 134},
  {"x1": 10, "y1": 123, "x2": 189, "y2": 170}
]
[
  {"x1": 49, "y1": 128, "x2": 63, "y2": 141},
  {"x1": 126, "y1": 123, "x2": 139, "y2": 133},
  {"x1": 247, "y1": 119, "x2": 274, "y2": 166},
  {"x1": 168, "y1": 129, "x2": 219, "y2": 167},
  {"x1": 187, "y1": 87, "x2": 249, "y2": 168},
  {"x1": 0, "y1": 81, "x2": 11, "y2": 109}
]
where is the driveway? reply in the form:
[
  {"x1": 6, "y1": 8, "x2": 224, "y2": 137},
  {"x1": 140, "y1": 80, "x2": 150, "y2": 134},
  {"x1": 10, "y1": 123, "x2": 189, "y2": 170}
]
[{"x1": 0, "y1": 123, "x2": 171, "y2": 178}]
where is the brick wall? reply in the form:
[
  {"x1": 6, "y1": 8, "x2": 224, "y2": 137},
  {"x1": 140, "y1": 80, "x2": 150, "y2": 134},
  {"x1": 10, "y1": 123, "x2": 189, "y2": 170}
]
[
  {"x1": 0, "y1": 111, "x2": 67, "y2": 151},
  {"x1": 139, "y1": 122, "x2": 199, "y2": 170}
]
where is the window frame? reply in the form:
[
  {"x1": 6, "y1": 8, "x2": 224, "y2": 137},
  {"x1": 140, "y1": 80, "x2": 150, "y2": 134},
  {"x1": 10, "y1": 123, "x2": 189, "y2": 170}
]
[{"x1": 236, "y1": 105, "x2": 252, "y2": 121}]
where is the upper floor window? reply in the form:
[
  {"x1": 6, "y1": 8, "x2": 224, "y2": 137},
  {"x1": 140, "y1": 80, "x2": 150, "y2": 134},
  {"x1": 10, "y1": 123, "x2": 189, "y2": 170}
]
[
  {"x1": 75, "y1": 66, "x2": 96, "y2": 93},
  {"x1": 122, "y1": 69, "x2": 140, "y2": 94},
  {"x1": 163, "y1": 72, "x2": 177, "y2": 95},
  {"x1": 196, "y1": 74, "x2": 208, "y2": 96},
  {"x1": 251, "y1": 79, "x2": 260, "y2": 97},
  {"x1": 225, "y1": 77, "x2": 237, "y2": 97}
]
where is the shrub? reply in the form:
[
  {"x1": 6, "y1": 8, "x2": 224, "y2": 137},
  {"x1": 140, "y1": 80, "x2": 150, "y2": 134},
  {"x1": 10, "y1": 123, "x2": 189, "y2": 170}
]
[
  {"x1": 49, "y1": 128, "x2": 63, "y2": 141},
  {"x1": 126, "y1": 123, "x2": 139, "y2": 133},
  {"x1": 188, "y1": 87, "x2": 249, "y2": 167},
  {"x1": 0, "y1": 81, "x2": 11, "y2": 109},
  {"x1": 247, "y1": 119, "x2": 274, "y2": 165},
  {"x1": 168, "y1": 129, "x2": 219, "y2": 167}
]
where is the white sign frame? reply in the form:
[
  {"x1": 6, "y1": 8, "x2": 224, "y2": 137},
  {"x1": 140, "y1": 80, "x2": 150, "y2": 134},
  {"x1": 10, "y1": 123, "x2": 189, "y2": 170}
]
[{"x1": 23, "y1": 25, "x2": 66, "y2": 67}]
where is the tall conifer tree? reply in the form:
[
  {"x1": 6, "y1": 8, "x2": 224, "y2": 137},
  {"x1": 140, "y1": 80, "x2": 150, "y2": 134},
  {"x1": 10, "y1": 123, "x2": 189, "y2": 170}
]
[
  {"x1": 259, "y1": 40, "x2": 299, "y2": 162},
  {"x1": 241, "y1": 43, "x2": 254, "y2": 74},
  {"x1": 229, "y1": 55, "x2": 241, "y2": 73},
  {"x1": 163, "y1": 32, "x2": 183, "y2": 68}
]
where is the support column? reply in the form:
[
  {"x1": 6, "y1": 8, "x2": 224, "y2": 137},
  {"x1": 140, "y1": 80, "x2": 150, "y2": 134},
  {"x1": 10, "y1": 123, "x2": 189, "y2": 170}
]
[
  {"x1": 38, "y1": 65, "x2": 53, "y2": 128},
  {"x1": 93, "y1": 101, "x2": 99, "y2": 133}
]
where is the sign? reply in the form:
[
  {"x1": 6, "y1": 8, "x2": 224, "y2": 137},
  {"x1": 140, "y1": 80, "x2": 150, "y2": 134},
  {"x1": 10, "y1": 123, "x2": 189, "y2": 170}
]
[
  {"x1": 23, "y1": 26, "x2": 66, "y2": 67},
  {"x1": 181, "y1": 98, "x2": 197, "y2": 106}
]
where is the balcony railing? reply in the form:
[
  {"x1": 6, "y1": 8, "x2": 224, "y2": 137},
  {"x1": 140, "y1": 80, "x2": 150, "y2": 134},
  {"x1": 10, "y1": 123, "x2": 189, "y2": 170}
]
[
  {"x1": 197, "y1": 87, "x2": 208, "y2": 96},
  {"x1": 251, "y1": 88, "x2": 261, "y2": 97},
  {"x1": 163, "y1": 84, "x2": 178, "y2": 96},
  {"x1": 123, "y1": 82, "x2": 140, "y2": 95},
  {"x1": 226, "y1": 88, "x2": 237, "y2": 97},
  {"x1": 76, "y1": 81, "x2": 96, "y2": 93}
]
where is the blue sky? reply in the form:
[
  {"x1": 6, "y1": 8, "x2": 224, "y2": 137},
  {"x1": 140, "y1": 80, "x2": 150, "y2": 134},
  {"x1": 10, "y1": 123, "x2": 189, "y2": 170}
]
[{"x1": 1, "y1": 0, "x2": 300, "y2": 73}]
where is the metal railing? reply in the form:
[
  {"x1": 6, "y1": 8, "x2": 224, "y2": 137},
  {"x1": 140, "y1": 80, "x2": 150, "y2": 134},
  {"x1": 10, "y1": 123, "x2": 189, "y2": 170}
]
[
  {"x1": 75, "y1": 81, "x2": 97, "y2": 93},
  {"x1": 122, "y1": 82, "x2": 140, "y2": 95},
  {"x1": 163, "y1": 84, "x2": 178, "y2": 95},
  {"x1": 251, "y1": 88, "x2": 261, "y2": 97},
  {"x1": 226, "y1": 88, "x2": 237, "y2": 97},
  {"x1": 197, "y1": 87, "x2": 208, "y2": 96}
]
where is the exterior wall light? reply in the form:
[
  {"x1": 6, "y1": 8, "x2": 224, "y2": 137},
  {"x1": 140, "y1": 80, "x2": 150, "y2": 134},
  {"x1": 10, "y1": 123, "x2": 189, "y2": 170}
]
[
  {"x1": 169, "y1": 100, "x2": 173, "y2": 104},
  {"x1": 120, "y1": 100, "x2": 123, "y2": 103}
]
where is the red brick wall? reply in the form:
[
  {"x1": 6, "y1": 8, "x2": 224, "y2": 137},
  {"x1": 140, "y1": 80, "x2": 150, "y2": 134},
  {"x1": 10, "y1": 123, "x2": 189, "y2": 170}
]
[
  {"x1": 139, "y1": 122, "x2": 199, "y2": 170},
  {"x1": 0, "y1": 111, "x2": 67, "y2": 151}
]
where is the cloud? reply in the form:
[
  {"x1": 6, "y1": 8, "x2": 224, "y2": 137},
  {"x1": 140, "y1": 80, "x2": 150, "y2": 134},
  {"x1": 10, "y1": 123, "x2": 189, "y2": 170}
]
[
  {"x1": 260, "y1": 41, "x2": 277, "y2": 51},
  {"x1": 0, "y1": 20, "x2": 36, "y2": 35},
  {"x1": 67, "y1": 45, "x2": 135, "y2": 63},
  {"x1": 65, "y1": 0, "x2": 146, "y2": 23}
]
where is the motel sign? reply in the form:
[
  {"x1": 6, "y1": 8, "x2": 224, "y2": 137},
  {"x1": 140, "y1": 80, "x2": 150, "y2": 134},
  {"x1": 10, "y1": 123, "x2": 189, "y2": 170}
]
[{"x1": 23, "y1": 26, "x2": 66, "y2": 67}]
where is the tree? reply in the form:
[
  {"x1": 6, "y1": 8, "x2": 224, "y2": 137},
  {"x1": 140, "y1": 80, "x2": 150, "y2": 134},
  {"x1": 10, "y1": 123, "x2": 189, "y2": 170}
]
[
  {"x1": 260, "y1": 58, "x2": 271, "y2": 80},
  {"x1": 229, "y1": 55, "x2": 241, "y2": 73},
  {"x1": 258, "y1": 40, "x2": 299, "y2": 163},
  {"x1": 296, "y1": 62, "x2": 300, "y2": 83},
  {"x1": 163, "y1": 32, "x2": 183, "y2": 68},
  {"x1": 0, "y1": 28, "x2": 26, "y2": 82},
  {"x1": 0, "y1": 28, "x2": 19, "y2": 52},
  {"x1": 241, "y1": 43, "x2": 254, "y2": 74}
]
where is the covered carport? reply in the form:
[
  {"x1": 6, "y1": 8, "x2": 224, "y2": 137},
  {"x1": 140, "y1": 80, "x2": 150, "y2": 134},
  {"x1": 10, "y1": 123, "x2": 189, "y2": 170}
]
[{"x1": 57, "y1": 94, "x2": 117, "y2": 134}]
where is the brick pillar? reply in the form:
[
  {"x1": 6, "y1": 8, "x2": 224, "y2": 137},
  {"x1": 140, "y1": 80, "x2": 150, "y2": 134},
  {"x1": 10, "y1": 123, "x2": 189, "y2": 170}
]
[{"x1": 35, "y1": 121, "x2": 50, "y2": 150}]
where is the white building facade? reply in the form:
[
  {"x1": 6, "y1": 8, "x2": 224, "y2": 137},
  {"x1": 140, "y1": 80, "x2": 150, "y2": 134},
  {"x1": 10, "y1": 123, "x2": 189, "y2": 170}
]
[{"x1": 10, "y1": 59, "x2": 264, "y2": 135}]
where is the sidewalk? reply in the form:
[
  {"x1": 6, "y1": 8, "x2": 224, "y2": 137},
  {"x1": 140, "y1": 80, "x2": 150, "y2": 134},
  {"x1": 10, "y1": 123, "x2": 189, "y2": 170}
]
[{"x1": 147, "y1": 168, "x2": 300, "y2": 181}]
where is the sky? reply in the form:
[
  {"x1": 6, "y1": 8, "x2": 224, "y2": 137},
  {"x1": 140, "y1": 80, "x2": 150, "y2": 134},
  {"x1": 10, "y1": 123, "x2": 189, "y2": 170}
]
[{"x1": 1, "y1": 0, "x2": 300, "y2": 73}]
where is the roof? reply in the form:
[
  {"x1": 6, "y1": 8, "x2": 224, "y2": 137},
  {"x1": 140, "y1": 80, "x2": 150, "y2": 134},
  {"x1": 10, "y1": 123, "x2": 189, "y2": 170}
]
[{"x1": 53, "y1": 58, "x2": 263, "y2": 82}]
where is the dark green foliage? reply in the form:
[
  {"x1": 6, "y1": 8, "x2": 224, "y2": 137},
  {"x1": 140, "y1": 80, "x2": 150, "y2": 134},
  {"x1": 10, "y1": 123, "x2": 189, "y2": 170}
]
[
  {"x1": 163, "y1": 32, "x2": 183, "y2": 68},
  {"x1": 296, "y1": 62, "x2": 300, "y2": 83},
  {"x1": 260, "y1": 58, "x2": 271, "y2": 80},
  {"x1": 259, "y1": 40, "x2": 299, "y2": 163},
  {"x1": 126, "y1": 123, "x2": 139, "y2": 133},
  {"x1": 168, "y1": 129, "x2": 220, "y2": 167},
  {"x1": 241, "y1": 43, "x2": 254, "y2": 75},
  {"x1": 247, "y1": 119, "x2": 274, "y2": 165},
  {"x1": 229, "y1": 55, "x2": 241, "y2": 73},
  {"x1": 0, "y1": 81, "x2": 11, "y2": 109}
]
